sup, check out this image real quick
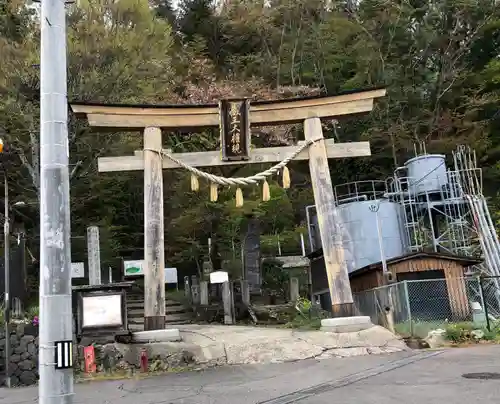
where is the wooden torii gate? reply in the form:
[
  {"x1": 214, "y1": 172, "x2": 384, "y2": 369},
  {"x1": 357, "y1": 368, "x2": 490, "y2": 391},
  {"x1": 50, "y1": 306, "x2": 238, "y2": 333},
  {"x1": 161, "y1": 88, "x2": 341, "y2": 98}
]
[{"x1": 71, "y1": 87, "x2": 386, "y2": 330}]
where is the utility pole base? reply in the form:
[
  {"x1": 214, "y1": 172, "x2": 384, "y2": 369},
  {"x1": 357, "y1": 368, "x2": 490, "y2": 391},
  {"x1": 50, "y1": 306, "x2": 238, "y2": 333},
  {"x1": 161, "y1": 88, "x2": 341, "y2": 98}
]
[
  {"x1": 144, "y1": 316, "x2": 166, "y2": 331},
  {"x1": 331, "y1": 302, "x2": 356, "y2": 318}
]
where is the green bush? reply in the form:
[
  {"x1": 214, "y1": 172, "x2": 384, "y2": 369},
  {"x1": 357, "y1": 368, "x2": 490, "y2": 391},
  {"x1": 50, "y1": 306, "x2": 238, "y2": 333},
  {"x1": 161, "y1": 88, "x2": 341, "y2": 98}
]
[
  {"x1": 482, "y1": 329, "x2": 498, "y2": 341},
  {"x1": 26, "y1": 305, "x2": 39, "y2": 320},
  {"x1": 282, "y1": 298, "x2": 329, "y2": 330},
  {"x1": 262, "y1": 258, "x2": 287, "y2": 299},
  {"x1": 444, "y1": 322, "x2": 475, "y2": 343}
]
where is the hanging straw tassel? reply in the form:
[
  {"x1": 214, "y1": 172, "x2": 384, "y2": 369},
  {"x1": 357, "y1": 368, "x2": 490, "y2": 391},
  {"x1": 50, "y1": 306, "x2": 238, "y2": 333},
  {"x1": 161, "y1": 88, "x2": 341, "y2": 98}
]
[
  {"x1": 191, "y1": 174, "x2": 199, "y2": 191},
  {"x1": 262, "y1": 179, "x2": 270, "y2": 202},
  {"x1": 210, "y1": 183, "x2": 218, "y2": 202},
  {"x1": 282, "y1": 166, "x2": 291, "y2": 189},
  {"x1": 235, "y1": 187, "x2": 244, "y2": 207}
]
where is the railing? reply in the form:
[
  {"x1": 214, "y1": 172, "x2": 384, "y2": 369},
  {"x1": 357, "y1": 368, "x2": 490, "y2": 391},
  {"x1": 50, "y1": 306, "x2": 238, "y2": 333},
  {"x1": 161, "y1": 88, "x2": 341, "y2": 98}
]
[{"x1": 353, "y1": 276, "x2": 500, "y2": 338}]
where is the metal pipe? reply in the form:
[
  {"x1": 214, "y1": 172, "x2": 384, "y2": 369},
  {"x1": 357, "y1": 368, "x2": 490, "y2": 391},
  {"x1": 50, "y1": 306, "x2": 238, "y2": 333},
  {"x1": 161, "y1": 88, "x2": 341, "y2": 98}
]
[
  {"x1": 300, "y1": 233, "x2": 306, "y2": 257},
  {"x1": 4, "y1": 173, "x2": 10, "y2": 388},
  {"x1": 39, "y1": 1, "x2": 74, "y2": 403},
  {"x1": 393, "y1": 166, "x2": 407, "y2": 177},
  {"x1": 403, "y1": 281, "x2": 412, "y2": 336},
  {"x1": 425, "y1": 194, "x2": 438, "y2": 252},
  {"x1": 370, "y1": 203, "x2": 388, "y2": 274},
  {"x1": 336, "y1": 195, "x2": 368, "y2": 204},
  {"x1": 479, "y1": 277, "x2": 491, "y2": 332},
  {"x1": 305, "y1": 205, "x2": 316, "y2": 252},
  {"x1": 383, "y1": 191, "x2": 409, "y2": 198}
]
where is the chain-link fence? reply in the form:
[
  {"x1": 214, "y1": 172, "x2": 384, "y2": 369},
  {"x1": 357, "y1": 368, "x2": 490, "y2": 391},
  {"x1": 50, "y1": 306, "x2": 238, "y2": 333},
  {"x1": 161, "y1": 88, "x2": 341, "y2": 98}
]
[{"x1": 353, "y1": 276, "x2": 500, "y2": 338}]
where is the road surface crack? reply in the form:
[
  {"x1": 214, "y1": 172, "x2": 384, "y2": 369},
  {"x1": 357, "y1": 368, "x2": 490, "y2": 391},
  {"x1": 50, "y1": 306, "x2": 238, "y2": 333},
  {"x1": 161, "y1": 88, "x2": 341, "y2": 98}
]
[{"x1": 256, "y1": 350, "x2": 442, "y2": 404}]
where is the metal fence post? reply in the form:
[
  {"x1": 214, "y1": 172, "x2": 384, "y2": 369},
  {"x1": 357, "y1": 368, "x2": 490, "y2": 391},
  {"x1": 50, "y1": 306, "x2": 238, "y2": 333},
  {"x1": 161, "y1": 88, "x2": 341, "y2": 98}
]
[
  {"x1": 403, "y1": 281, "x2": 412, "y2": 336},
  {"x1": 479, "y1": 276, "x2": 491, "y2": 332}
]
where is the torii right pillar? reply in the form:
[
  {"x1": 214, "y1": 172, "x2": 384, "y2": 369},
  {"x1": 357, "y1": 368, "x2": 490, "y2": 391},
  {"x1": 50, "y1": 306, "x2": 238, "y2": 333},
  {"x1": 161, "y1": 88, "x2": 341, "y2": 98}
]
[{"x1": 305, "y1": 117, "x2": 354, "y2": 317}]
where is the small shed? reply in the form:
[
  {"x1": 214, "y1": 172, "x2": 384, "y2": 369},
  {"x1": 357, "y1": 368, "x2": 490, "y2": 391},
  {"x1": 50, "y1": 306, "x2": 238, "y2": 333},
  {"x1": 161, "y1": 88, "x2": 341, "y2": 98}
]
[{"x1": 308, "y1": 250, "x2": 482, "y2": 319}]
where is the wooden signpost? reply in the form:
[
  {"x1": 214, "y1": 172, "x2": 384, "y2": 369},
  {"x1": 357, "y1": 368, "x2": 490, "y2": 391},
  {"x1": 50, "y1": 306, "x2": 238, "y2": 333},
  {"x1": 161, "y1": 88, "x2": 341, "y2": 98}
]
[{"x1": 71, "y1": 88, "x2": 386, "y2": 329}]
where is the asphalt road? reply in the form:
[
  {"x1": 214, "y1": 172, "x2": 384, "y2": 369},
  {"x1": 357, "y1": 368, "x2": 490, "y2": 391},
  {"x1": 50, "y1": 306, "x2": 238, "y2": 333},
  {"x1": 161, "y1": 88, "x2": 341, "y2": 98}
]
[{"x1": 2, "y1": 346, "x2": 500, "y2": 404}]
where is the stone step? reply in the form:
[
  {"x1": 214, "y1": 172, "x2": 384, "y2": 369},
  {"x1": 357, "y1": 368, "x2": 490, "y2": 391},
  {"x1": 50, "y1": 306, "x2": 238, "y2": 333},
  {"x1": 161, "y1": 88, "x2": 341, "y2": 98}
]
[
  {"x1": 128, "y1": 319, "x2": 191, "y2": 332},
  {"x1": 127, "y1": 300, "x2": 183, "y2": 309},
  {"x1": 128, "y1": 313, "x2": 191, "y2": 324},
  {"x1": 127, "y1": 306, "x2": 187, "y2": 317}
]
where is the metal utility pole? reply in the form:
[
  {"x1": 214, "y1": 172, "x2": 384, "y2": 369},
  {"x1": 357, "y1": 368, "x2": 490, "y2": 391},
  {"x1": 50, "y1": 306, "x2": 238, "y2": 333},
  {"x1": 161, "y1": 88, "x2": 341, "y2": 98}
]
[
  {"x1": 39, "y1": 0, "x2": 74, "y2": 403},
  {"x1": 3, "y1": 173, "x2": 10, "y2": 388}
]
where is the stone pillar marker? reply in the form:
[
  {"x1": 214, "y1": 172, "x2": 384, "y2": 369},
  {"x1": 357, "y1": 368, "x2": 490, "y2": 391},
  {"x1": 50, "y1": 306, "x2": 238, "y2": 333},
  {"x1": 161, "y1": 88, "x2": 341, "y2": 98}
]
[
  {"x1": 222, "y1": 281, "x2": 234, "y2": 325},
  {"x1": 240, "y1": 279, "x2": 250, "y2": 306},
  {"x1": 200, "y1": 281, "x2": 209, "y2": 305},
  {"x1": 184, "y1": 276, "x2": 191, "y2": 301},
  {"x1": 243, "y1": 215, "x2": 261, "y2": 294},
  {"x1": 87, "y1": 226, "x2": 101, "y2": 285},
  {"x1": 290, "y1": 277, "x2": 300, "y2": 302}
]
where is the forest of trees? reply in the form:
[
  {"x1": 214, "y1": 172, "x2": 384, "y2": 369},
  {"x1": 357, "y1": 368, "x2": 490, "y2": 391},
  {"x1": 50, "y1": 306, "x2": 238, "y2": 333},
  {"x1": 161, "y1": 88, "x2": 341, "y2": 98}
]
[{"x1": 1, "y1": 0, "x2": 500, "y2": 282}]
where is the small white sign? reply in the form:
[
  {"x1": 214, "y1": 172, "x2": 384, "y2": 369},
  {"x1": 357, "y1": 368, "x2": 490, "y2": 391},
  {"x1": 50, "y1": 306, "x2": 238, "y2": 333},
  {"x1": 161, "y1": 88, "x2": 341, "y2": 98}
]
[
  {"x1": 164, "y1": 267, "x2": 178, "y2": 284},
  {"x1": 71, "y1": 262, "x2": 85, "y2": 278},
  {"x1": 210, "y1": 271, "x2": 229, "y2": 284},
  {"x1": 124, "y1": 260, "x2": 144, "y2": 277}
]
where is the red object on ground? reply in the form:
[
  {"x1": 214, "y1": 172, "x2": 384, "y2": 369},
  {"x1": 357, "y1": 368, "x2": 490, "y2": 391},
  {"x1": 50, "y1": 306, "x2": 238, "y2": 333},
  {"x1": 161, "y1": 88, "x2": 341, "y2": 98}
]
[
  {"x1": 83, "y1": 346, "x2": 96, "y2": 374},
  {"x1": 140, "y1": 348, "x2": 148, "y2": 372}
]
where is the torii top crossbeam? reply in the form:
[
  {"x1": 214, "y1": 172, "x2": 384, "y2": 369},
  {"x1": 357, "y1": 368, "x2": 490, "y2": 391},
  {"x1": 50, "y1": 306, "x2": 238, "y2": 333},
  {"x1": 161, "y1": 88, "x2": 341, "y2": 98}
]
[{"x1": 70, "y1": 88, "x2": 386, "y2": 130}]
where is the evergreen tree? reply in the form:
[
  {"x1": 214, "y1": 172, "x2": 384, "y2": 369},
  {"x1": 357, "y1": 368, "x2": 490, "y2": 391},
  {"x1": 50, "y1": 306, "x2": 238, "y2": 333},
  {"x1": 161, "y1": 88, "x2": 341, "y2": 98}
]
[
  {"x1": 0, "y1": 0, "x2": 34, "y2": 42},
  {"x1": 177, "y1": 0, "x2": 224, "y2": 64},
  {"x1": 151, "y1": 0, "x2": 176, "y2": 26}
]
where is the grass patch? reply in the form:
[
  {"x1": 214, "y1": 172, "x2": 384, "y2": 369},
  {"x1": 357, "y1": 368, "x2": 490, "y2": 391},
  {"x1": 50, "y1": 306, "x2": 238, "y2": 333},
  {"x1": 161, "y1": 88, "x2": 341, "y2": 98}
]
[{"x1": 282, "y1": 316, "x2": 322, "y2": 330}]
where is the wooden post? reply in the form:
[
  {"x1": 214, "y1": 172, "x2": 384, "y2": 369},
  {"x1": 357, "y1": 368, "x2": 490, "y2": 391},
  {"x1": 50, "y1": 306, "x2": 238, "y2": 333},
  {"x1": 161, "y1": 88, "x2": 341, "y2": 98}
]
[
  {"x1": 290, "y1": 277, "x2": 300, "y2": 302},
  {"x1": 191, "y1": 275, "x2": 199, "y2": 286},
  {"x1": 191, "y1": 284, "x2": 201, "y2": 305},
  {"x1": 304, "y1": 117, "x2": 354, "y2": 317},
  {"x1": 222, "y1": 281, "x2": 234, "y2": 325},
  {"x1": 240, "y1": 279, "x2": 250, "y2": 306},
  {"x1": 143, "y1": 127, "x2": 165, "y2": 330},
  {"x1": 184, "y1": 276, "x2": 191, "y2": 301},
  {"x1": 200, "y1": 281, "x2": 209, "y2": 305},
  {"x1": 87, "y1": 226, "x2": 101, "y2": 285}
]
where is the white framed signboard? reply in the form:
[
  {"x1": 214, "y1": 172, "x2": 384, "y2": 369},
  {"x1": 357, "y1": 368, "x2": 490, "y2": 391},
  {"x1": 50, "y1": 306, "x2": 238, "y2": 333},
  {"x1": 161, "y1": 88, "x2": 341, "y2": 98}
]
[
  {"x1": 164, "y1": 268, "x2": 178, "y2": 284},
  {"x1": 124, "y1": 260, "x2": 144, "y2": 277},
  {"x1": 71, "y1": 262, "x2": 85, "y2": 278},
  {"x1": 82, "y1": 294, "x2": 123, "y2": 328}
]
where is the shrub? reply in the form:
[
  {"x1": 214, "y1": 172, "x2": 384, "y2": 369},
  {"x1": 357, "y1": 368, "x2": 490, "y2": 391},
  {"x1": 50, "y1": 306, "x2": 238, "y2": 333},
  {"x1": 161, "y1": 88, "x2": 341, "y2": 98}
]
[
  {"x1": 283, "y1": 298, "x2": 329, "y2": 330},
  {"x1": 444, "y1": 322, "x2": 475, "y2": 343}
]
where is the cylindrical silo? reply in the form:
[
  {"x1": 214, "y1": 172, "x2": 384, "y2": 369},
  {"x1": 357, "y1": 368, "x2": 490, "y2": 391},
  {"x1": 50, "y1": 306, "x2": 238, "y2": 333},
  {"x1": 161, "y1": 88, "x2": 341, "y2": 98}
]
[
  {"x1": 335, "y1": 199, "x2": 406, "y2": 273},
  {"x1": 404, "y1": 154, "x2": 448, "y2": 196}
]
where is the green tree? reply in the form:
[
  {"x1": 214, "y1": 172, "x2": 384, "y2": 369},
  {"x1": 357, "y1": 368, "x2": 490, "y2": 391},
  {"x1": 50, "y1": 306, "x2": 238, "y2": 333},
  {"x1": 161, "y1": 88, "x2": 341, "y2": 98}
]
[{"x1": 151, "y1": 0, "x2": 176, "y2": 25}]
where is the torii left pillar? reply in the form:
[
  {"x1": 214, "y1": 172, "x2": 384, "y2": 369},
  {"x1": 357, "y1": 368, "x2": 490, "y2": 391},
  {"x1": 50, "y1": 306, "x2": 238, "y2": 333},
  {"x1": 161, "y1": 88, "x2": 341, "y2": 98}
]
[{"x1": 143, "y1": 127, "x2": 165, "y2": 330}]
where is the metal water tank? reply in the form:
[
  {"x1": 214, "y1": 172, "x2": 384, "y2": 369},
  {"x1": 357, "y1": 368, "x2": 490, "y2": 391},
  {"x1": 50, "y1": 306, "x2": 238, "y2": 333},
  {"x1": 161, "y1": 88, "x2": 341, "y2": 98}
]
[
  {"x1": 335, "y1": 199, "x2": 406, "y2": 273},
  {"x1": 404, "y1": 154, "x2": 448, "y2": 196}
]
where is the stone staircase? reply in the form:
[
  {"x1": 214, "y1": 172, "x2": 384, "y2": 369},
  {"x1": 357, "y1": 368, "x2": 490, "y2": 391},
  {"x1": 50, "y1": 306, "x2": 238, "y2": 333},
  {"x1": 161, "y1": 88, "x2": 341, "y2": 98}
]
[{"x1": 126, "y1": 289, "x2": 193, "y2": 332}]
